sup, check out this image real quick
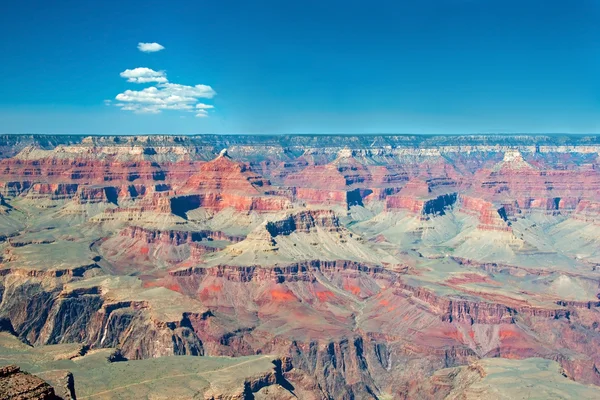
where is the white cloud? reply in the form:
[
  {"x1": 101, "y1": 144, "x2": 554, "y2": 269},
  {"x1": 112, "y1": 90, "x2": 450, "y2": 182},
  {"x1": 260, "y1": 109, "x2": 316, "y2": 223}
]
[
  {"x1": 120, "y1": 67, "x2": 167, "y2": 84},
  {"x1": 138, "y1": 42, "x2": 165, "y2": 53},
  {"x1": 196, "y1": 110, "x2": 209, "y2": 118},
  {"x1": 160, "y1": 83, "x2": 216, "y2": 99},
  {"x1": 115, "y1": 83, "x2": 216, "y2": 115},
  {"x1": 103, "y1": 99, "x2": 112, "y2": 106}
]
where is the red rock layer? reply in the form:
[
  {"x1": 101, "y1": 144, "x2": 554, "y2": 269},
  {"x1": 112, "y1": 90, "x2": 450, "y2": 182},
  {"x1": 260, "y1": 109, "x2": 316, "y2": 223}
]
[
  {"x1": 0, "y1": 158, "x2": 171, "y2": 183},
  {"x1": 123, "y1": 225, "x2": 244, "y2": 245},
  {"x1": 385, "y1": 193, "x2": 458, "y2": 216},
  {"x1": 264, "y1": 210, "x2": 342, "y2": 237},
  {"x1": 571, "y1": 200, "x2": 600, "y2": 224},
  {"x1": 183, "y1": 154, "x2": 268, "y2": 193},
  {"x1": 177, "y1": 154, "x2": 291, "y2": 212},
  {"x1": 459, "y1": 195, "x2": 511, "y2": 231},
  {"x1": 471, "y1": 163, "x2": 600, "y2": 213}
]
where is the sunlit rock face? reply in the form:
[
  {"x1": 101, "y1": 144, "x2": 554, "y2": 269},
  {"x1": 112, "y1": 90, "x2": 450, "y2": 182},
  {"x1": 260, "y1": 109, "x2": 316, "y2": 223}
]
[{"x1": 1, "y1": 134, "x2": 600, "y2": 399}]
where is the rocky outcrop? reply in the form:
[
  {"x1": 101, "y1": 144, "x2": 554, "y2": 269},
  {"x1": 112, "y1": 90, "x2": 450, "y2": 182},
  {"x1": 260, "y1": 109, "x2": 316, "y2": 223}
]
[
  {"x1": 75, "y1": 185, "x2": 119, "y2": 204},
  {"x1": 467, "y1": 150, "x2": 600, "y2": 216},
  {"x1": 293, "y1": 187, "x2": 352, "y2": 207},
  {"x1": 265, "y1": 210, "x2": 341, "y2": 237},
  {"x1": 171, "y1": 153, "x2": 293, "y2": 213},
  {"x1": 122, "y1": 226, "x2": 244, "y2": 245},
  {"x1": 0, "y1": 365, "x2": 57, "y2": 400},
  {"x1": 459, "y1": 195, "x2": 511, "y2": 231},
  {"x1": 170, "y1": 259, "x2": 390, "y2": 282},
  {"x1": 386, "y1": 192, "x2": 457, "y2": 216},
  {"x1": 572, "y1": 200, "x2": 600, "y2": 224},
  {"x1": 0, "y1": 277, "x2": 208, "y2": 360},
  {"x1": 204, "y1": 358, "x2": 294, "y2": 400},
  {"x1": 395, "y1": 282, "x2": 571, "y2": 324},
  {"x1": 0, "y1": 157, "x2": 172, "y2": 183},
  {"x1": 0, "y1": 181, "x2": 32, "y2": 196},
  {"x1": 25, "y1": 183, "x2": 79, "y2": 200},
  {"x1": 184, "y1": 152, "x2": 267, "y2": 194},
  {"x1": 285, "y1": 337, "x2": 378, "y2": 399},
  {"x1": 170, "y1": 192, "x2": 290, "y2": 215}
]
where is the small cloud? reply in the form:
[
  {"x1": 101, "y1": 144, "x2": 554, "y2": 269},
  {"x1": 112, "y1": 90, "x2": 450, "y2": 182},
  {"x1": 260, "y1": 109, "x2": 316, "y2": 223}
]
[
  {"x1": 120, "y1": 67, "x2": 167, "y2": 84},
  {"x1": 196, "y1": 103, "x2": 214, "y2": 109},
  {"x1": 138, "y1": 42, "x2": 165, "y2": 53},
  {"x1": 195, "y1": 110, "x2": 209, "y2": 118},
  {"x1": 103, "y1": 99, "x2": 112, "y2": 106}
]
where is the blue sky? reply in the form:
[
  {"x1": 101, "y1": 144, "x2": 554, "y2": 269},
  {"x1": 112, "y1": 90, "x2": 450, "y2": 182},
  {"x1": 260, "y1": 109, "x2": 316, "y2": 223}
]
[{"x1": 0, "y1": 0, "x2": 598, "y2": 134}]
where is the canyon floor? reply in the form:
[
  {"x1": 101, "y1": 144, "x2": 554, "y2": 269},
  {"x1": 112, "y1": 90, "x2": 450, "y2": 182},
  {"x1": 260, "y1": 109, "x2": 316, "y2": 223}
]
[{"x1": 1, "y1": 134, "x2": 600, "y2": 399}]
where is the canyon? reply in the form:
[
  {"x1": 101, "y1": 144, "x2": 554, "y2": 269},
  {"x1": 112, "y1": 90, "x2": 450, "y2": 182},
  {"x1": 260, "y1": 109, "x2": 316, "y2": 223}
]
[{"x1": 0, "y1": 134, "x2": 600, "y2": 399}]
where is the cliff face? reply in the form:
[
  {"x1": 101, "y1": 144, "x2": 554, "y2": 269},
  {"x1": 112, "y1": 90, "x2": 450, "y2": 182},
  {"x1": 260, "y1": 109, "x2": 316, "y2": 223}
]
[
  {"x1": 2, "y1": 255, "x2": 600, "y2": 397},
  {"x1": 170, "y1": 153, "x2": 293, "y2": 213},
  {"x1": 459, "y1": 195, "x2": 512, "y2": 231},
  {"x1": 1, "y1": 134, "x2": 600, "y2": 399},
  {"x1": 386, "y1": 192, "x2": 457, "y2": 216},
  {"x1": 265, "y1": 210, "x2": 341, "y2": 237},
  {"x1": 572, "y1": 200, "x2": 600, "y2": 224},
  {"x1": 0, "y1": 278, "x2": 205, "y2": 360}
]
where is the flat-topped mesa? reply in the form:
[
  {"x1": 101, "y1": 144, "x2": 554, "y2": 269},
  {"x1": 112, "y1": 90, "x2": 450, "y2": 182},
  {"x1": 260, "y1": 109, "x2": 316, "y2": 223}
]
[
  {"x1": 122, "y1": 225, "x2": 244, "y2": 245},
  {"x1": 338, "y1": 163, "x2": 408, "y2": 188},
  {"x1": 4, "y1": 135, "x2": 600, "y2": 164},
  {"x1": 265, "y1": 209, "x2": 342, "y2": 237}
]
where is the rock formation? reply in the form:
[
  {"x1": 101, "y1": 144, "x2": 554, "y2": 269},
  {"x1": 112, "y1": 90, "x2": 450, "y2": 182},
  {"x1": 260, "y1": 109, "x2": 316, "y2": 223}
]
[
  {"x1": 0, "y1": 134, "x2": 600, "y2": 399},
  {"x1": 0, "y1": 365, "x2": 57, "y2": 400}
]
